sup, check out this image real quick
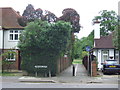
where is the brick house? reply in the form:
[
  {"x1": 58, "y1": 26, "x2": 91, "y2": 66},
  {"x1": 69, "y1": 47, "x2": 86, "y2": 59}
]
[
  {"x1": 93, "y1": 21, "x2": 120, "y2": 70},
  {"x1": 0, "y1": 7, "x2": 24, "y2": 70}
]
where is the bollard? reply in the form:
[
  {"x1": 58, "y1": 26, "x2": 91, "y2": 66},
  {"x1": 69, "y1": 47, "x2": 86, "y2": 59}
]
[
  {"x1": 49, "y1": 70, "x2": 51, "y2": 77},
  {"x1": 72, "y1": 64, "x2": 75, "y2": 76},
  {"x1": 35, "y1": 71, "x2": 38, "y2": 77}
]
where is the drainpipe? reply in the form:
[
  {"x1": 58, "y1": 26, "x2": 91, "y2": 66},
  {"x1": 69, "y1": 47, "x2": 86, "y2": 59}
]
[
  {"x1": 0, "y1": 27, "x2": 4, "y2": 72},
  {"x1": 0, "y1": 26, "x2": 4, "y2": 54},
  {"x1": 119, "y1": 50, "x2": 120, "y2": 64},
  {"x1": 2, "y1": 29, "x2": 4, "y2": 52},
  {"x1": 118, "y1": 2, "x2": 120, "y2": 64},
  {"x1": 1, "y1": 28, "x2": 4, "y2": 55}
]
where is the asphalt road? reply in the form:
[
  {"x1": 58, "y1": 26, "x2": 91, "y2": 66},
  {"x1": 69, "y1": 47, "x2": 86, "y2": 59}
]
[
  {"x1": 2, "y1": 82, "x2": 118, "y2": 88},
  {"x1": 1, "y1": 64, "x2": 120, "y2": 89},
  {"x1": 1, "y1": 76, "x2": 119, "y2": 88}
]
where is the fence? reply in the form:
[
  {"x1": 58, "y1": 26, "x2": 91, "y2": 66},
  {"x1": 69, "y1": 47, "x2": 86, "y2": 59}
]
[{"x1": 82, "y1": 53, "x2": 97, "y2": 77}]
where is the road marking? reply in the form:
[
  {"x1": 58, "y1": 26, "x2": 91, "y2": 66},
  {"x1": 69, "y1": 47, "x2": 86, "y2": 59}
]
[{"x1": 75, "y1": 64, "x2": 78, "y2": 76}]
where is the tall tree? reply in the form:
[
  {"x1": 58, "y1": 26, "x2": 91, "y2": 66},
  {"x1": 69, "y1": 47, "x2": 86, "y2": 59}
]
[
  {"x1": 43, "y1": 10, "x2": 57, "y2": 23},
  {"x1": 113, "y1": 16, "x2": 120, "y2": 50},
  {"x1": 22, "y1": 4, "x2": 43, "y2": 21},
  {"x1": 18, "y1": 5, "x2": 81, "y2": 33},
  {"x1": 73, "y1": 30, "x2": 94, "y2": 59},
  {"x1": 59, "y1": 8, "x2": 80, "y2": 33},
  {"x1": 113, "y1": 27, "x2": 118, "y2": 47},
  {"x1": 18, "y1": 4, "x2": 44, "y2": 26},
  {"x1": 93, "y1": 10, "x2": 118, "y2": 36}
]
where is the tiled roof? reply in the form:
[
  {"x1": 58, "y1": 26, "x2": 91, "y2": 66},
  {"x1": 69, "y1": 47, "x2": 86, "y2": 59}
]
[
  {"x1": 0, "y1": 7, "x2": 23, "y2": 29},
  {"x1": 94, "y1": 34, "x2": 115, "y2": 49}
]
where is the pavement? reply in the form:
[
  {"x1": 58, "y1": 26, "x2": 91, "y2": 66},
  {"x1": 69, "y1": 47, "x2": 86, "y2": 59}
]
[
  {"x1": 2, "y1": 64, "x2": 119, "y2": 88},
  {"x1": 18, "y1": 64, "x2": 119, "y2": 84}
]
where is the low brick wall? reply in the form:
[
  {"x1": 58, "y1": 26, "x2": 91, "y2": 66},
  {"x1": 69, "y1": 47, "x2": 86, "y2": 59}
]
[
  {"x1": 83, "y1": 56, "x2": 97, "y2": 77},
  {"x1": 91, "y1": 61, "x2": 97, "y2": 77}
]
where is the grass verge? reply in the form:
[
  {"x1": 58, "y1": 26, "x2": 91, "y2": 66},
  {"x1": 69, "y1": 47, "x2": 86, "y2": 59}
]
[
  {"x1": 0, "y1": 71, "x2": 23, "y2": 76},
  {"x1": 72, "y1": 59, "x2": 82, "y2": 64}
]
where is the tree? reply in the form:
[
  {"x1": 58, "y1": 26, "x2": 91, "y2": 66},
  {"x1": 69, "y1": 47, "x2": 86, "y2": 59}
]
[
  {"x1": 43, "y1": 10, "x2": 58, "y2": 23},
  {"x1": 18, "y1": 4, "x2": 44, "y2": 26},
  {"x1": 118, "y1": 26, "x2": 120, "y2": 50},
  {"x1": 73, "y1": 30, "x2": 94, "y2": 59},
  {"x1": 59, "y1": 8, "x2": 80, "y2": 33},
  {"x1": 93, "y1": 10, "x2": 118, "y2": 36},
  {"x1": 73, "y1": 36, "x2": 81, "y2": 59},
  {"x1": 22, "y1": 4, "x2": 43, "y2": 21},
  {"x1": 18, "y1": 20, "x2": 72, "y2": 76},
  {"x1": 18, "y1": 5, "x2": 81, "y2": 33},
  {"x1": 18, "y1": 4, "x2": 81, "y2": 63},
  {"x1": 113, "y1": 26, "x2": 118, "y2": 48},
  {"x1": 113, "y1": 16, "x2": 120, "y2": 50}
]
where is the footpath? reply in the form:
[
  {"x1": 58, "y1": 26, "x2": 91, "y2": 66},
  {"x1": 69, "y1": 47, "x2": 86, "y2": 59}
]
[{"x1": 19, "y1": 64, "x2": 119, "y2": 84}]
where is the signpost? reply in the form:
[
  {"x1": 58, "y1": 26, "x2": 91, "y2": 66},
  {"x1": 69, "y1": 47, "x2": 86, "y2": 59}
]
[
  {"x1": 86, "y1": 46, "x2": 91, "y2": 52},
  {"x1": 34, "y1": 65, "x2": 47, "y2": 77},
  {"x1": 85, "y1": 46, "x2": 91, "y2": 76},
  {"x1": 35, "y1": 65, "x2": 47, "y2": 68}
]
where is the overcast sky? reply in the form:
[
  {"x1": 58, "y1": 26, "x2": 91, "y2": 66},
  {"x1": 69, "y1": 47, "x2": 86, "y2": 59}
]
[{"x1": 0, "y1": 0, "x2": 119, "y2": 39}]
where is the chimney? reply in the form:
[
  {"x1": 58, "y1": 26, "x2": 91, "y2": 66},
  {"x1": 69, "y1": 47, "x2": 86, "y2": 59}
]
[{"x1": 93, "y1": 20, "x2": 100, "y2": 39}]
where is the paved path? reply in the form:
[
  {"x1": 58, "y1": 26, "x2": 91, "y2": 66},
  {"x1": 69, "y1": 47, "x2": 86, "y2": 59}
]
[{"x1": 51, "y1": 64, "x2": 94, "y2": 83}]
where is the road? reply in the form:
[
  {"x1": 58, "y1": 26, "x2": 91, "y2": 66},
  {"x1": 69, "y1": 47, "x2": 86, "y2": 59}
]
[
  {"x1": 1, "y1": 64, "x2": 120, "y2": 89},
  {"x1": 2, "y1": 82, "x2": 118, "y2": 88},
  {"x1": 1, "y1": 76, "x2": 119, "y2": 88}
]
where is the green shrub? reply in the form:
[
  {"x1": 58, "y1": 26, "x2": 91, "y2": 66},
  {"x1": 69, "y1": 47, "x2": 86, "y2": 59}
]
[{"x1": 18, "y1": 20, "x2": 72, "y2": 76}]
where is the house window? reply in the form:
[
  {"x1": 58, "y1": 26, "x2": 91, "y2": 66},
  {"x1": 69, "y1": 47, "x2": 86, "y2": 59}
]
[
  {"x1": 9, "y1": 30, "x2": 22, "y2": 41},
  {"x1": 115, "y1": 50, "x2": 119, "y2": 61},
  {"x1": 6, "y1": 52, "x2": 16, "y2": 61},
  {"x1": 102, "y1": 50, "x2": 109, "y2": 62}
]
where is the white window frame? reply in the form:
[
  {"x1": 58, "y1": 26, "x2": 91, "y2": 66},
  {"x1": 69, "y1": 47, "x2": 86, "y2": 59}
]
[
  {"x1": 6, "y1": 50, "x2": 16, "y2": 61},
  {"x1": 7, "y1": 53, "x2": 15, "y2": 61},
  {"x1": 115, "y1": 50, "x2": 119, "y2": 61},
  {"x1": 9, "y1": 30, "x2": 22, "y2": 41},
  {"x1": 101, "y1": 50, "x2": 109, "y2": 63}
]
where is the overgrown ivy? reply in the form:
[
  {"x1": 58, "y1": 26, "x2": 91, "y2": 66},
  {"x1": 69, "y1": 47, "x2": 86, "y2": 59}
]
[{"x1": 18, "y1": 20, "x2": 72, "y2": 76}]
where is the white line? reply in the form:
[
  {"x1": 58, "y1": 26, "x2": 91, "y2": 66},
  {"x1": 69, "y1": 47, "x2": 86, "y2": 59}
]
[{"x1": 75, "y1": 64, "x2": 78, "y2": 76}]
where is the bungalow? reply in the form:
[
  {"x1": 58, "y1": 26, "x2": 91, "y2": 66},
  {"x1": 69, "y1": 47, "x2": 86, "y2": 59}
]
[
  {"x1": 0, "y1": 7, "x2": 24, "y2": 70},
  {"x1": 93, "y1": 21, "x2": 120, "y2": 70}
]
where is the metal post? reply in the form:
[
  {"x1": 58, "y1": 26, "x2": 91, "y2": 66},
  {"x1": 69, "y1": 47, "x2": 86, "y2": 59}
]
[
  {"x1": 45, "y1": 73, "x2": 47, "y2": 77},
  {"x1": 73, "y1": 64, "x2": 75, "y2": 76},
  {"x1": 91, "y1": 61, "x2": 92, "y2": 77},
  {"x1": 90, "y1": 52, "x2": 92, "y2": 77},
  {"x1": 88, "y1": 53, "x2": 89, "y2": 75},
  {"x1": 35, "y1": 71, "x2": 38, "y2": 77},
  {"x1": 49, "y1": 70, "x2": 51, "y2": 77}
]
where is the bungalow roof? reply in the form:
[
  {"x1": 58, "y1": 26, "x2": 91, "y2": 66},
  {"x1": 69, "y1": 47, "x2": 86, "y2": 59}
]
[{"x1": 94, "y1": 34, "x2": 115, "y2": 49}]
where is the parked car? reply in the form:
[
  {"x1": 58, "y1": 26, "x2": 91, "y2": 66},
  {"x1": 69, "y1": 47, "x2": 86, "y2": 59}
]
[{"x1": 102, "y1": 60, "x2": 120, "y2": 74}]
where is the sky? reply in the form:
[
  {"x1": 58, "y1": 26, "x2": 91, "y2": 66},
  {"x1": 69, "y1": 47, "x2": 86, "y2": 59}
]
[{"x1": 0, "y1": 0, "x2": 119, "y2": 39}]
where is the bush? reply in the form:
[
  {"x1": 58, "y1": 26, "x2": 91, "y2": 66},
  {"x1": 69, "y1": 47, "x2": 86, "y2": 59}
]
[{"x1": 18, "y1": 20, "x2": 72, "y2": 76}]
